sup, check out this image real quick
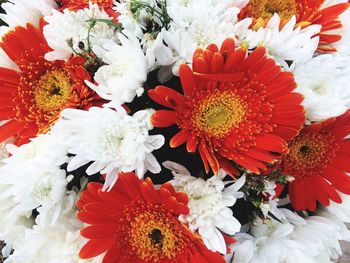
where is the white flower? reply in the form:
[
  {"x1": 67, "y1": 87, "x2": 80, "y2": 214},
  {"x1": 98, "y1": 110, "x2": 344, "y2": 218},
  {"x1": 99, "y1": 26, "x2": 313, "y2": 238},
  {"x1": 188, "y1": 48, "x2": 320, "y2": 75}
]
[
  {"x1": 160, "y1": 0, "x2": 240, "y2": 75},
  {"x1": 0, "y1": 0, "x2": 57, "y2": 34},
  {"x1": 1, "y1": 166, "x2": 67, "y2": 215},
  {"x1": 231, "y1": 216, "x2": 312, "y2": 263},
  {"x1": 230, "y1": 208, "x2": 350, "y2": 263},
  {"x1": 0, "y1": 186, "x2": 34, "y2": 258},
  {"x1": 114, "y1": 0, "x2": 162, "y2": 39},
  {"x1": 292, "y1": 213, "x2": 350, "y2": 262},
  {"x1": 55, "y1": 107, "x2": 164, "y2": 191},
  {"x1": 2, "y1": 131, "x2": 68, "y2": 172},
  {"x1": 86, "y1": 31, "x2": 151, "y2": 107},
  {"x1": 235, "y1": 14, "x2": 321, "y2": 68},
  {"x1": 43, "y1": 4, "x2": 118, "y2": 61},
  {"x1": 325, "y1": 191, "x2": 350, "y2": 223},
  {"x1": 293, "y1": 54, "x2": 350, "y2": 121},
  {"x1": 6, "y1": 205, "x2": 102, "y2": 263},
  {"x1": 165, "y1": 161, "x2": 244, "y2": 254},
  {"x1": 0, "y1": 130, "x2": 69, "y2": 254}
]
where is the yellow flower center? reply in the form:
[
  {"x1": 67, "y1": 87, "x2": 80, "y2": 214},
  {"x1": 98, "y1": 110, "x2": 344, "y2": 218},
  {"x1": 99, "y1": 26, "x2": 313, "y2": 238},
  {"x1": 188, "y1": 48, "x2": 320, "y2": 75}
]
[
  {"x1": 193, "y1": 91, "x2": 247, "y2": 139},
  {"x1": 246, "y1": 0, "x2": 297, "y2": 30},
  {"x1": 128, "y1": 211, "x2": 184, "y2": 261},
  {"x1": 33, "y1": 70, "x2": 72, "y2": 112}
]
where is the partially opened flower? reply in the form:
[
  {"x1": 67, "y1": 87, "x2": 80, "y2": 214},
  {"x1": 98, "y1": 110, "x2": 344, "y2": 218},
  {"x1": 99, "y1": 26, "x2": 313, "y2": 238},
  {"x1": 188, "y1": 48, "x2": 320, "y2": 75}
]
[
  {"x1": 77, "y1": 172, "x2": 225, "y2": 263},
  {"x1": 239, "y1": 0, "x2": 350, "y2": 52},
  {"x1": 281, "y1": 110, "x2": 350, "y2": 211},
  {"x1": 149, "y1": 38, "x2": 305, "y2": 176},
  {"x1": 0, "y1": 23, "x2": 102, "y2": 145}
]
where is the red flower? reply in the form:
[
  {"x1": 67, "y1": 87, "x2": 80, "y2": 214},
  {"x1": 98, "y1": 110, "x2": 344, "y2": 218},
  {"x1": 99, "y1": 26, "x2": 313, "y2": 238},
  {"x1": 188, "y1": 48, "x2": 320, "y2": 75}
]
[
  {"x1": 239, "y1": 0, "x2": 350, "y2": 52},
  {"x1": 77, "y1": 173, "x2": 225, "y2": 263},
  {"x1": 0, "y1": 23, "x2": 103, "y2": 145},
  {"x1": 57, "y1": 0, "x2": 113, "y2": 10},
  {"x1": 281, "y1": 111, "x2": 350, "y2": 211},
  {"x1": 56, "y1": 0, "x2": 118, "y2": 20},
  {"x1": 149, "y1": 39, "x2": 305, "y2": 176}
]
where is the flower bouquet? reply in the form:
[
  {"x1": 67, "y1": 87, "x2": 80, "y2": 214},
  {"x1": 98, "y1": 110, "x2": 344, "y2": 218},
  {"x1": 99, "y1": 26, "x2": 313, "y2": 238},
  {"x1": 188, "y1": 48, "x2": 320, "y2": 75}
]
[{"x1": 0, "y1": 0, "x2": 350, "y2": 262}]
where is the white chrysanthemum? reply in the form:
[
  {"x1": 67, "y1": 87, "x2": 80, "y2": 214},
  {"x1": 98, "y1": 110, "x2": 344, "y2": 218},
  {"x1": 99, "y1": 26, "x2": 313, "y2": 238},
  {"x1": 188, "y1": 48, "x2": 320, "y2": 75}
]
[
  {"x1": 324, "y1": 192, "x2": 350, "y2": 223},
  {"x1": 0, "y1": 166, "x2": 67, "y2": 217},
  {"x1": 165, "y1": 161, "x2": 244, "y2": 254},
  {"x1": 0, "y1": 0, "x2": 56, "y2": 34},
  {"x1": 160, "y1": 0, "x2": 241, "y2": 75},
  {"x1": 55, "y1": 107, "x2": 164, "y2": 191},
  {"x1": 114, "y1": 0, "x2": 162, "y2": 39},
  {"x1": 2, "y1": 132, "x2": 68, "y2": 172},
  {"x1": 0, "y1": 131, "x2": 69, "y2": 221},
  {"x1": 293, "y1": 54, "x2": 350, "y2": 121},
  {"x1": 292, "y1": 213, "x2": 350, "y2": 262},
  {"x1": 230, "y1": 216, "x2": 313, "y2": 263},
  {"x1": 229, "y1": 208, "x2": 350, "y2": 263},
  {"x1": 6, "y1": 205, "x2": 102, "y2": 263},
  {"x1": 235, "y1": 14, "x2": 321, "y2": 68},
  {"x1": 86, "y1": 32, "x2": 151, "y2": 107},
  {"x1": 43, "y1": 4, "x2": 118, "y2": 61},
  {"x1": 0, "y1": 130, "x2": 69, "y2": 254},
  {"x1": 0, "y1": 186, "x2": 34, "y2": 258}
]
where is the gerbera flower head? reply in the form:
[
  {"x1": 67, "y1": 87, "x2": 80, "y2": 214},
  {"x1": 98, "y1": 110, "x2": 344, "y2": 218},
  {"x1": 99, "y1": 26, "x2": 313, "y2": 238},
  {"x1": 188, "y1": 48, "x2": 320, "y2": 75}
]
[
  {"x1": 56, "y1": 0, "x2": 113, "y2": 11},
  {"x1": 149, "y1": 38, "x2": 305, "y2": 176},
  {"x1": 239, "y1": 0, "x2": 350, "y2": 52},
  {"x1": 77, "y1": 172, "x2": 225, "y2": 263},
  {"x1": 281, "y1": 110, "x2": 350, "y2": 211},
  {"x1": 0, "y1": 23, "x2": 103, "y2": 145}
]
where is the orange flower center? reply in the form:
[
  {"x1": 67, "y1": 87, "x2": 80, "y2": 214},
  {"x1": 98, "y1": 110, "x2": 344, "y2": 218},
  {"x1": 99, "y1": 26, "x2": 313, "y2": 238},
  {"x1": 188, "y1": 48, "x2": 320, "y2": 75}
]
[
  {"x1": 282, "y1": 131, "x2": 339, "y2": 177},
  {"x1": 128, "y1": 209, "x2": 185, "y2": 261},
  {"x1": 33, "y1": 70, "x2": 72, "y2": 112},
  {"x1": 243, "y1": 0, "x2": 297, "y2": 29},
  {"x1": 192, "y1": 91, "x2": 247, "y2": 139}
]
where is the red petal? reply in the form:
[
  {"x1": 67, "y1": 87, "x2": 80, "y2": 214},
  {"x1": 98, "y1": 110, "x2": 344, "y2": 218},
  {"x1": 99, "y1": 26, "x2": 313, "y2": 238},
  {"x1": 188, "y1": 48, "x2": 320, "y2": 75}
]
[
  {"x1": 81, "y1": 225, "x2": 119, "y2": 239},
  {"x1": 179, "y1": 64, "x2": 197, "y2": 95},
  {"x1": 79, "y1": 239, "x2": 115, "y2": 259},
  {"x1": 151, "y1": 110, "x2": 178, "y2": 127},
  {"x1": 170, "y1": 130, "x2": 190, "y2": 148}
]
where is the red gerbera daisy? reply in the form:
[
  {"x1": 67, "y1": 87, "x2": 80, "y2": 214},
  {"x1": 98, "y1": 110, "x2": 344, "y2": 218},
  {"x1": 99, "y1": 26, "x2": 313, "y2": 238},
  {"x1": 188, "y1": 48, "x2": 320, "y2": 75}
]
[
  {"x1": 149, "y1": 38, "x2": 305, "y2": 176},
  {"x1": 281, "y1": 110, "x2": 350, "y2": 211},
  {"x1": 56, "y1": 0, "x2": 118, "y2": 20},
  {"x1": 57, "y1": 0, "x2": 113, "y2": 10},
  {"x1": 238, "y1": 0, "x2": 350, "y2": 52},
  {"x1": 0, "y1": 23, "x2": 103, "y2": 145},
  {"x1": 77, "y1": 172, "x2": 225, "y2": 263}
]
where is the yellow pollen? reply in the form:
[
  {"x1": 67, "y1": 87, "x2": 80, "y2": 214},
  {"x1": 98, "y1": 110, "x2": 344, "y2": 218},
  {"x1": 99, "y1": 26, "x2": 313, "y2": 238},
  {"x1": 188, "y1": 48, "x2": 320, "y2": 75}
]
[
  {"x1": 193, "y1": 91, "x2": 247, "y2": 139},
  {"x1": 247, "y1": 0, "x2": 297, "y2": 30},
  {"x1": 33, "y1": 70, "x2": 72, "y2": 112},
  {"x1": 128, "y1": 211, "x2": 183, "y2": 261}
]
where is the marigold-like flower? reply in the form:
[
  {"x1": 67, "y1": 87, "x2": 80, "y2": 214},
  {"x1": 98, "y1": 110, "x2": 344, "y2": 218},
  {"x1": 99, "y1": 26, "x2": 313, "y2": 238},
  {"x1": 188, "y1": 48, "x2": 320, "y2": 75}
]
[
  {"x1": 239, "y1": 0, "x2": 350, "y2": 52},
  {"x1": 149, "y1": 38, "x2": 305, "y2": 176},
  {"x1": 281, "y1": 110, "x2": 350, "y2": 211},
  {"x1": 77, "y1": 172, "x2": 225, "y2": 263},
  {"x1": 0, "y1": 23, "x2": 103, "y2": 145}
]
